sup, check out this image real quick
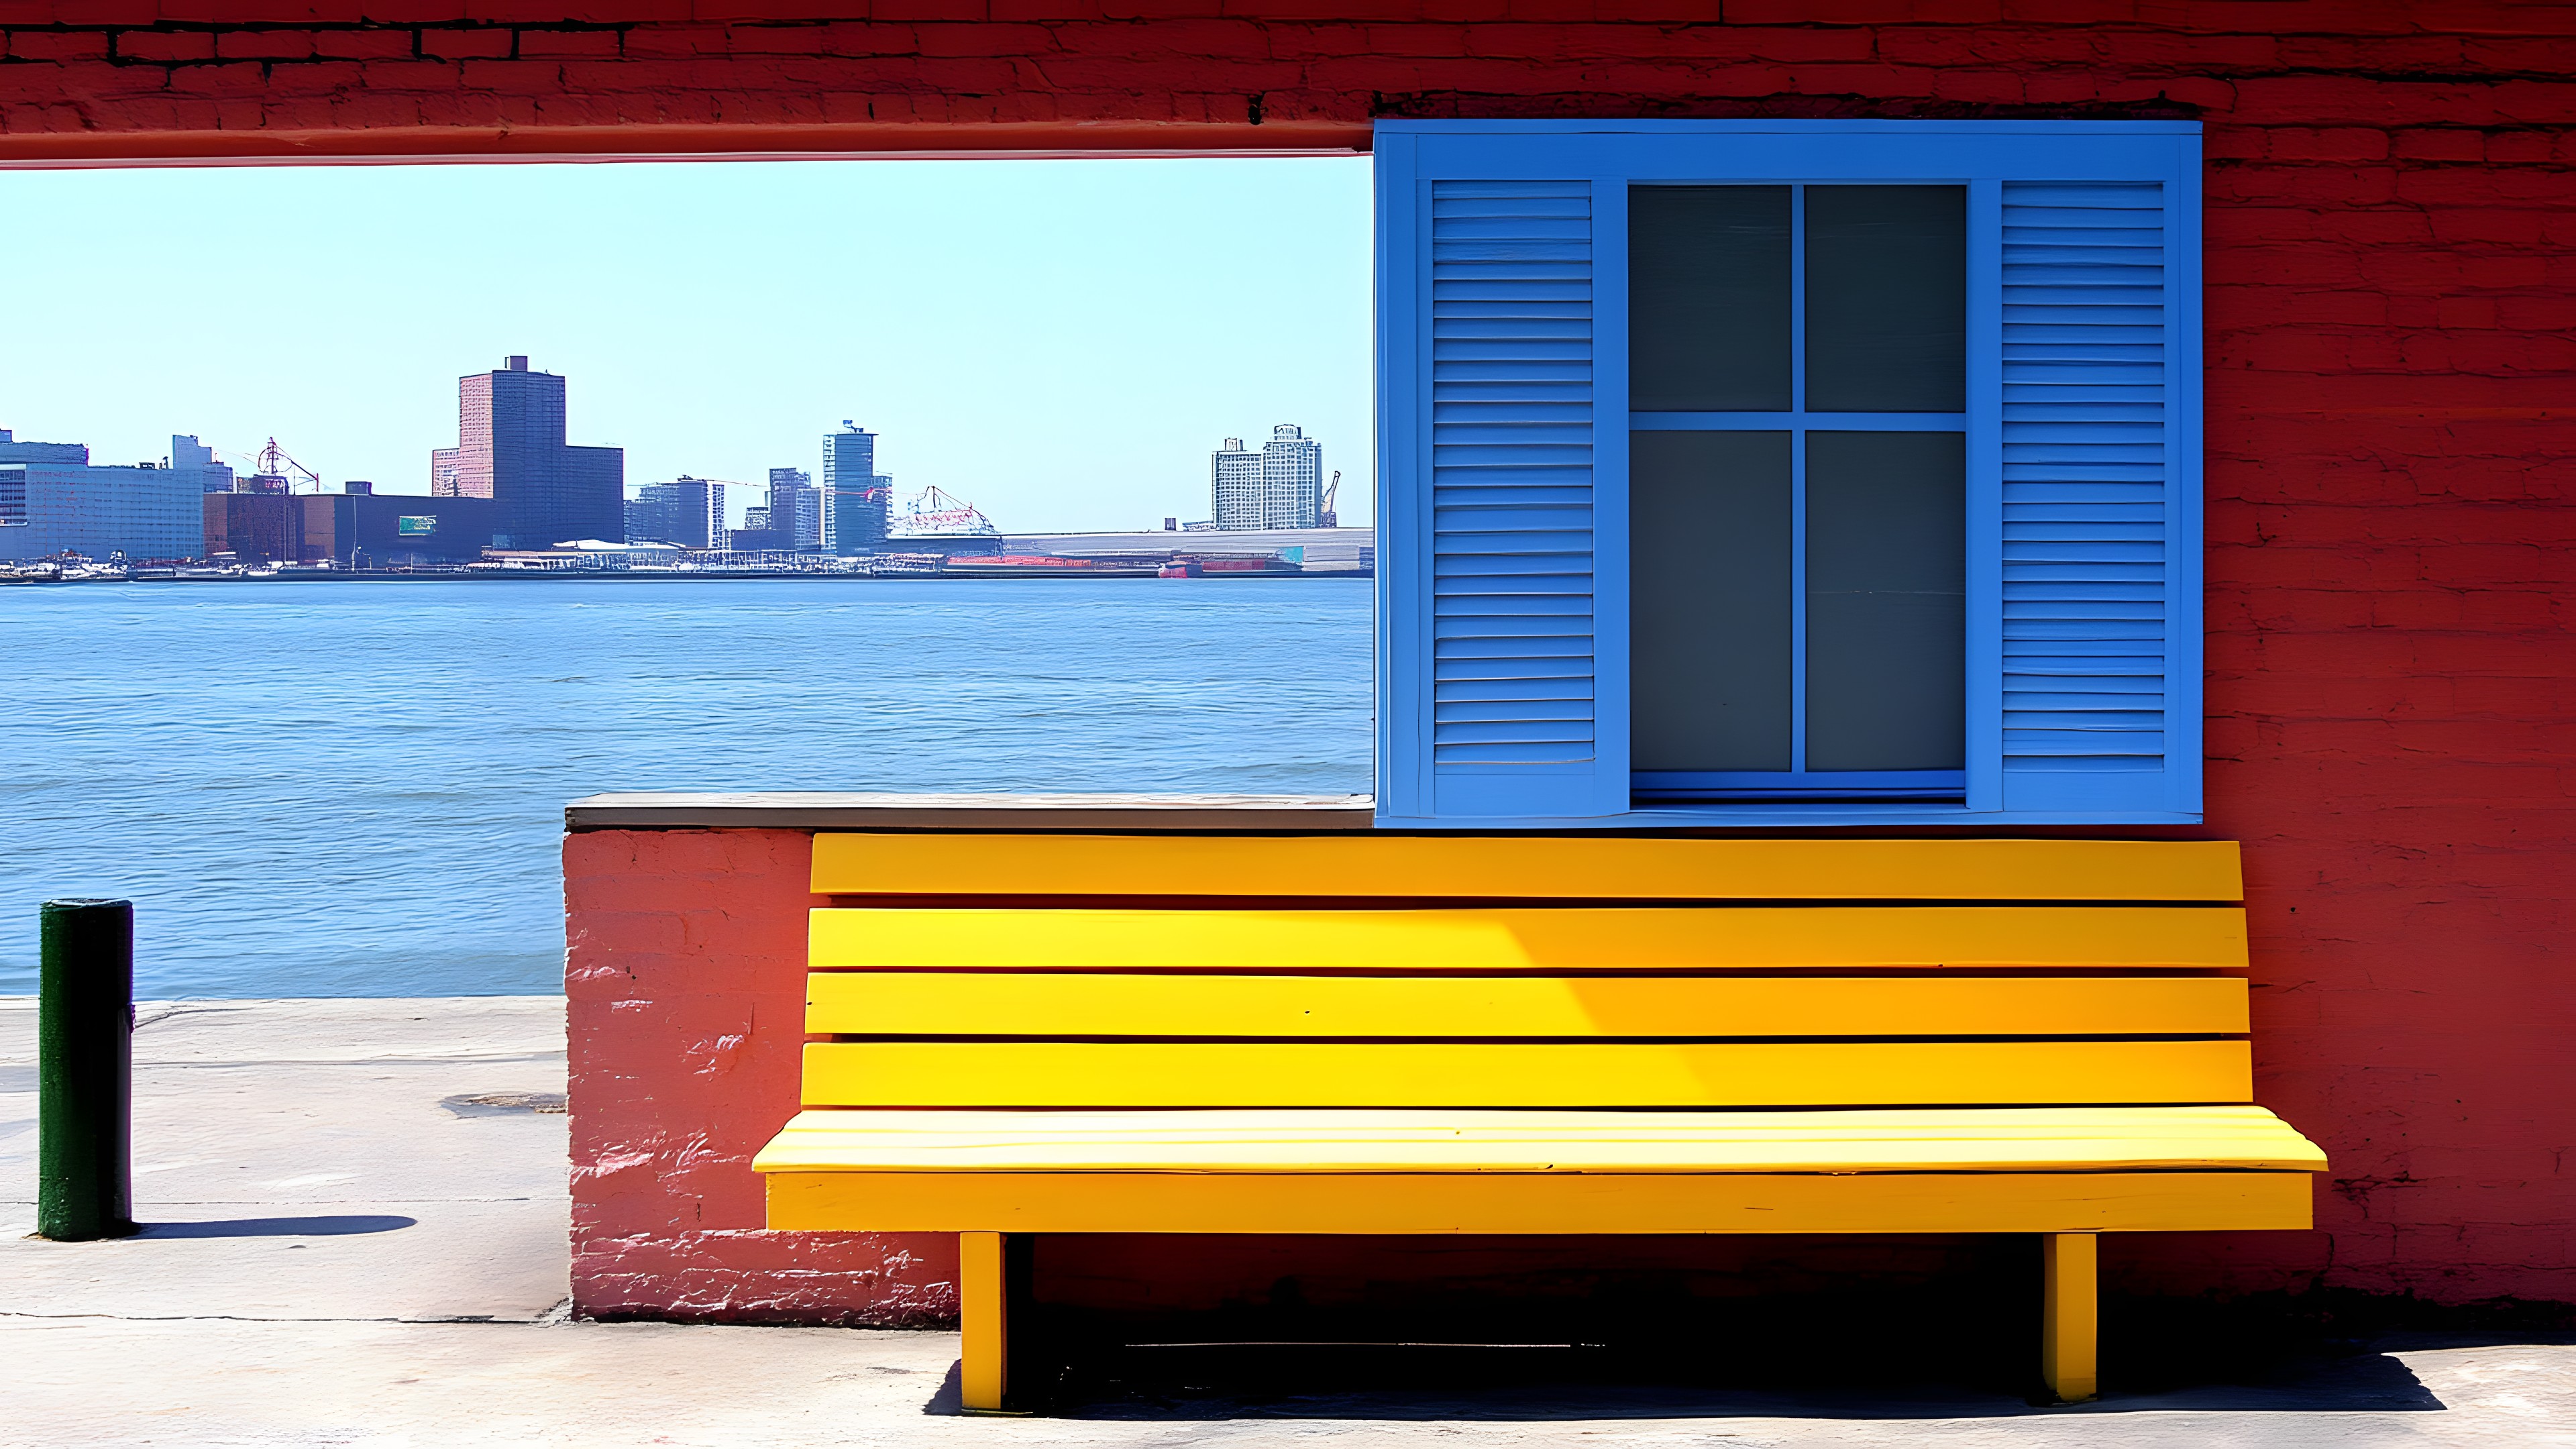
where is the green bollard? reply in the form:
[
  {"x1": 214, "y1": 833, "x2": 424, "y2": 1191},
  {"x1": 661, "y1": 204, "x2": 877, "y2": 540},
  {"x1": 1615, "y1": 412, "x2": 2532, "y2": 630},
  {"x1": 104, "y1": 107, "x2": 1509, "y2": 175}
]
[{"x1": 38, "y1": 898, "x2": 136, "y2": 1241}]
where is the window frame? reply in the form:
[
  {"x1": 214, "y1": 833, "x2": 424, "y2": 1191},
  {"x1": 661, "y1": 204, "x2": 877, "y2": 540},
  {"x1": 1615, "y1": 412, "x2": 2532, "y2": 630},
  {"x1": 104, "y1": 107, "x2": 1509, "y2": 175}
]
[
  {"x1": 1374, "y1": 119, "x2": 2204, "y2": 828},
  {"x1": 1627, "y1": 180, "x2": 1972, "y2": 802}
]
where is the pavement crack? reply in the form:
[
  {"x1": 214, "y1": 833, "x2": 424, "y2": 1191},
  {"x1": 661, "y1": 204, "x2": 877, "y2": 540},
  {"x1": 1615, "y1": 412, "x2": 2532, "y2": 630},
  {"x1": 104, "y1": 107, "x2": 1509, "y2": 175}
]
[
  {"x1": 134, "y1": 1053, "x2": 568, "y2": 1069},
  {"x1": 0, "y1": 1310, "x2": 551, "y2": 1325},
  {"x1": 133, "y1": 1004, "x2": 257, "y2": 1032},
  {"x1": 131, "y1": 1197, "x2": 559, "y2": 1205}
]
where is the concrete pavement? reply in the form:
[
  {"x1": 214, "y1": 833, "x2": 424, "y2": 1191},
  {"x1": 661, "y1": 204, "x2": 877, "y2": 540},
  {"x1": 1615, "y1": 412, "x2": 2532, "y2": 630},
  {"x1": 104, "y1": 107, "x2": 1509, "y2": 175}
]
[{"x1": 3, "y1": 996, "x2": 2571, "y2": 1446}]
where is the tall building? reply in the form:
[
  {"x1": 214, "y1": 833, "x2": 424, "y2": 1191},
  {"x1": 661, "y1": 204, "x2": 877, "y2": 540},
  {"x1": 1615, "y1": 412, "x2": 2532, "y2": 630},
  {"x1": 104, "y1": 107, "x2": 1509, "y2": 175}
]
[
  {"x1": 821, "y1": 423, "x2": 893, "y2": 555},
  {"x1": 767, "y1": 466, "x2": 822, "y2": 551},
  {"x1": 1212, "y1": 438, "x2": 1263, "y2": 529},
  {"x1": 170, "y1": 434, "x2": 234, "y2": 494},
  {"x1": 624, "y1": 477, "x2": 729, "y2": 549},
  {"x1": 429, "y1": 355, "x2": 624, "y2": 547},
  {"x1": 1211, "y1": 425, "x2": 1324, "y2": 529},
  {"x1": 1260, "y1": 424, "x2": 1325, "y2": 529},
  {"x1": 0, "y1": 430, "x2": 201, "y2": 561}
]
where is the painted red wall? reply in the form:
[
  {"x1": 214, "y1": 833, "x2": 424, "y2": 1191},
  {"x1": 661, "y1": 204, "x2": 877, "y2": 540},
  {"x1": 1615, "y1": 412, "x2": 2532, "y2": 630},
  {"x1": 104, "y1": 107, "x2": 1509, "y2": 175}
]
[
  {"x1": 568, "y1": 804, "x2": 2573, "y2": 1325},
  {"x1": 566, "y1": 826, "x2": 955, "y2": 1323},
  {"x1": 165, "y1": 1, "x2": 2563, "y2": 1316}
]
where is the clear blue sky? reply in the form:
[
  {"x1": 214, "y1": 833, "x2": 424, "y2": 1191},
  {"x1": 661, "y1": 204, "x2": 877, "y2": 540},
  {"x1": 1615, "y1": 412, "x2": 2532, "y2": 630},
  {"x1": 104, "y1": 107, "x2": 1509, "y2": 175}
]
[{"x1": 1, "y1": 157, "x2": 1373, "y2": 531}]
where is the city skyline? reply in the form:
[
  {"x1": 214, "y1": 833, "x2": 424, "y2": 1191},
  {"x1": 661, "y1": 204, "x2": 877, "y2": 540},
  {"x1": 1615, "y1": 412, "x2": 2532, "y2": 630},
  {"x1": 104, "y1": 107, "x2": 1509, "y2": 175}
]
[
  {"x1": 5, "y1": 356, "x2": 1358, "y2": 562},
  {"x1": 0, "y1": 158, "x2": 1373, "y2": 531}
]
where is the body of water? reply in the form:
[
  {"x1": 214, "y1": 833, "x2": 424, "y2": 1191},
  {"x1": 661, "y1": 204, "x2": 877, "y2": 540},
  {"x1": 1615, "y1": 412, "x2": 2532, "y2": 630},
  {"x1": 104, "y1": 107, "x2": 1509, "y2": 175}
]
[{"x1": 1, "y1": 578, "x2": 1373, "y2": 998}]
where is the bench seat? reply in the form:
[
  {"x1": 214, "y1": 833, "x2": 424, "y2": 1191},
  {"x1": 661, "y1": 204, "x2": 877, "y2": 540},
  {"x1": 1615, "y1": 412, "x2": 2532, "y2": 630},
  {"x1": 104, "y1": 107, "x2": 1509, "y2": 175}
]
[
  {"x1": 754, "y1": 834, "x2": 2324, "y2": 1411},
  {"x1": 757, "y1": 1106, "x2": 2326, "y2": 1177},
  {"x1": 761, "y1": 1106, "x2": 2324, "y2": 1235}
]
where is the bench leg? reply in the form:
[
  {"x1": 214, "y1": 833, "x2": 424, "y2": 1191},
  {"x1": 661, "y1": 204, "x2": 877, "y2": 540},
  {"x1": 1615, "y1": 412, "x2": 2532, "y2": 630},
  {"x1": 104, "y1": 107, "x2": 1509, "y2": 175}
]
[
  {"x1": 2041, "y1": 1232, "x2": 2099, "y2": 1404},
  {"x1": 959, "y1": 1230, "x2": 1009, "y2": 1412}
]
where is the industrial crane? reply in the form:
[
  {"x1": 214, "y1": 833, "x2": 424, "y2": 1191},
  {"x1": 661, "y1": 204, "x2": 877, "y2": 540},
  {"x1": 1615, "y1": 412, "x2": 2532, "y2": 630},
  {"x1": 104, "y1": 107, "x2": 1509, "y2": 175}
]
[
  {"x1": 256, "y1": 437, "x2": 325, "y2": 493},
  {"x1": 1320, "y1": 470, "x2": 1340, "y2": 528}
]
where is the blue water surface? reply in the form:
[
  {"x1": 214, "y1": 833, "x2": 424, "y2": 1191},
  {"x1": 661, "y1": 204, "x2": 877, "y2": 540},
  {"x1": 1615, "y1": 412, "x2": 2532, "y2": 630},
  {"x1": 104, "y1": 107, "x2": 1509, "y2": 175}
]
[{"x1": 1, "y1": 578, "x2": 1373, "y2": 997}]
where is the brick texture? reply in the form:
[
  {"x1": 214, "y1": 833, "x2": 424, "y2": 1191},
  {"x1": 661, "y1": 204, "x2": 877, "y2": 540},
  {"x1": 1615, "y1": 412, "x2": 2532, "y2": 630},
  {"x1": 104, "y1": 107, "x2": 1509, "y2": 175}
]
[{"x1": 108, "y1": 1, "x2": 2576, "y2": 1319}]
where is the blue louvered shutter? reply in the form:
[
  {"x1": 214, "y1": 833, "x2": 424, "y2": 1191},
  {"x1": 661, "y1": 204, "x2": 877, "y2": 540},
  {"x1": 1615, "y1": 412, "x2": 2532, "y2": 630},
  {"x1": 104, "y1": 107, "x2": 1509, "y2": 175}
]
[
  {"x1": 1379, "y1": 154, "x2": 1616, "y2": 820},
  {"x1": 1428, "y1": 179, "x2": 1599, "y2": 811},
  {"x1": 1996, "y1": 179, "x2": 2199, "y2": 817}
]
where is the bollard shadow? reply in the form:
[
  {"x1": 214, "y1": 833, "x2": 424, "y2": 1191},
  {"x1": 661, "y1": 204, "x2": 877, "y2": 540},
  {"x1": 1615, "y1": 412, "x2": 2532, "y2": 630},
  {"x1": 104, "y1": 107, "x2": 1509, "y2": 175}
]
[{"x1": 137, "y1": 1214, "x2": 418, "y2": 1238}]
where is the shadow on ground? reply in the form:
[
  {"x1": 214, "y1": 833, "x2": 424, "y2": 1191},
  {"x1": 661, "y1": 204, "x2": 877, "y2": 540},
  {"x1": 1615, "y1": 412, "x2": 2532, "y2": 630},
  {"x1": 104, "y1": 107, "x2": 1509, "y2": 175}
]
[
  {"x1": 909, "y1": 1283, "x2": 2576, "y2": 1419},
  {"x1": 137, "y1": 1215, "x2": 419, "y2": 1238},
  {"x1": 1004, "y1": 1340, "x2": 2444, "y2": 1420}
]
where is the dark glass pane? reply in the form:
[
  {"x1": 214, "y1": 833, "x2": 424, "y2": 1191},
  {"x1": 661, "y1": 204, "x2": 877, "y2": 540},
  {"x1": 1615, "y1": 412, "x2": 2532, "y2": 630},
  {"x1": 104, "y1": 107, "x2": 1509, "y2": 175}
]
[
  {"x1": 1806, "y1": 431, "x2": 1966, "y2": 771},
  {"x1": 1629, "y1": 186, "x2": 1792, "y2": 412},
  {"x1": 1805, "y1": 186, "x2": 1966, "y2": 413},
  {"x1": 1631, "y1": 430, "x2": 1793, "y2": 771}
]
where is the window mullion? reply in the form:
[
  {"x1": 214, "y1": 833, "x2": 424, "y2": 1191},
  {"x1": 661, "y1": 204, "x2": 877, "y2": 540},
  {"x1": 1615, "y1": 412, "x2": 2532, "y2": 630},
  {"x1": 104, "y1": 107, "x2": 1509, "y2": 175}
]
[{"x1": 1789, "y1": 182, "x2": 1808, "y2": 778}]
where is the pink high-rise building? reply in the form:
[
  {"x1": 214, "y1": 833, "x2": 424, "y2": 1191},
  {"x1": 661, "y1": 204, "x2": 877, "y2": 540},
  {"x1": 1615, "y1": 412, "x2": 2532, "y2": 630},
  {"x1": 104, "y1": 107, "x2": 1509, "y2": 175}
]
[{"x1": 430, "y1": 355, "x2": 624, "y2": 547}]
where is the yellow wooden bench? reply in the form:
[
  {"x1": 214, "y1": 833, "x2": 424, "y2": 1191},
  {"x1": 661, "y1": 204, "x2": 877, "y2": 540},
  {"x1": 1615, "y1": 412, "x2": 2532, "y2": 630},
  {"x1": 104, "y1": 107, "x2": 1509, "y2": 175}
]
[{"x1": 755, "y1": 835, "x2": 2325, "y2": 1410}]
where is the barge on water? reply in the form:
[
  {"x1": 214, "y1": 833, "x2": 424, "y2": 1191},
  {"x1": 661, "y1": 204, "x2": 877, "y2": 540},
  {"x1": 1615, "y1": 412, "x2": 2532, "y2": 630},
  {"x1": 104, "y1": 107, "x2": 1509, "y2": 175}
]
[{"x1": 936, "y1": 551, "x2": 1306, "y2": 579}]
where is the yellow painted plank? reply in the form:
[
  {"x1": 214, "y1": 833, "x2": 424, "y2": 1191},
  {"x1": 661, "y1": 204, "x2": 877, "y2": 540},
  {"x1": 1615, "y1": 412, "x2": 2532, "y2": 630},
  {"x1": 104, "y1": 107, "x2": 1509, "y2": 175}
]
[
  {"x1": 806, "y1": 971, "x2": 2249, "y2": 1038},
  {"x1": 812, "y1": 835, "x2": 2244, "y2": 902},
  {"x1": 752, "y1": 1106, "x2": 2330, "y2": 1175},
  {"x1": 798, "y1": 1039, "x2": 2253, "y2": 1109},
  {"x1": 808, "y1": 906, "x2": 2249, "y2": 972},
  {"x1": 765, "y1": 1167, "x2": 2315, "y2": 1235}
]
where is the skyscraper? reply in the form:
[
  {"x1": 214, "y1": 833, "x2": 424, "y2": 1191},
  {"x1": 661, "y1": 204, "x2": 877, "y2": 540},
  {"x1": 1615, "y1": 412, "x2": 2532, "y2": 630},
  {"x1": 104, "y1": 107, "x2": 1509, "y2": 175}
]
[
  {"x1": 1211, "y1": 438, "x2": 1264, "y2": 529},
  {"x1": 821, "y1": 423, "x2": 892, "y2": 555},
  {"x1": 1212, "y1": 425, "x2": 1324, "y2": 529},
  {"x1": 624, "y1": 477, "x2": 729, "y2": 549},
  {"x1": 429, "y1": 355, "x2": 625, "y2": 547},
  {"x1": 1260, "y1": 425, "x2": 1325, "y2": 529},
  {"x1": 767, "y1": 466, "x2": 822, "y2": 552}
]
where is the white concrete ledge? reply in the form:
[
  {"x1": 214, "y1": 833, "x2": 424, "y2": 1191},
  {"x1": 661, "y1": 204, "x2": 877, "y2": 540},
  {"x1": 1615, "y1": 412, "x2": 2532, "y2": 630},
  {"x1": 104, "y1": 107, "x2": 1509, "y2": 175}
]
[{"x1": 564, "y1": 791, "x2": 1379, "y2": 833}]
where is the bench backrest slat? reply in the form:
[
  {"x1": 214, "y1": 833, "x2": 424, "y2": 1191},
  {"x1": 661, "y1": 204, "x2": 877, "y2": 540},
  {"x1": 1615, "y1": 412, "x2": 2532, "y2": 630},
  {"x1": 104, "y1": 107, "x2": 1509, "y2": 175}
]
[
  {"x1": 810, "y1": 907, "x2": 2247, "y2": 972},
  {"x1": 812, "y1": 835, "x2": 2243, "y2": 902},
  {"x1": 798, "y1": 1040, "x2": 2254, "y2": 1110},
  {"x1": 805, "y1": 973, "x2": 2249, "y2": 1038}
]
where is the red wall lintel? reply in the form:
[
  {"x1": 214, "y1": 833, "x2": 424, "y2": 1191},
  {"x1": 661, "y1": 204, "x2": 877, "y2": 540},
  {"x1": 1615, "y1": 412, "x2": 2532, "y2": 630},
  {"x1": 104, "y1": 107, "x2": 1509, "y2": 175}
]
[{"x1": 0, "y1": 119, "x2": 1371, "y2": 167}]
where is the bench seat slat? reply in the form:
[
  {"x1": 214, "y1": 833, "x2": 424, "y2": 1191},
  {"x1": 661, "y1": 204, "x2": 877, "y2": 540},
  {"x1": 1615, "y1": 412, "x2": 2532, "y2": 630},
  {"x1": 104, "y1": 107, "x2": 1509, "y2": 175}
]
[
  {"x1": 809, "y1": 906, "x2": 2249, "y2": 971},
  {"x1": 763, "y1": 1166, "x2": 2315, "y2": 1235},
  {"x1": 812, "y1": 835, "x2": 2245, "y2": 902},
  {"x1": 799, "y1": 1040, "x2": 2253, "y2": 1109},
  {"x1": 754, "y1": 1106, "x2": 2328, "y2": 1174},
  {"x1": 806, "y1": 972, "x2": 2249, "y2": 1038}
]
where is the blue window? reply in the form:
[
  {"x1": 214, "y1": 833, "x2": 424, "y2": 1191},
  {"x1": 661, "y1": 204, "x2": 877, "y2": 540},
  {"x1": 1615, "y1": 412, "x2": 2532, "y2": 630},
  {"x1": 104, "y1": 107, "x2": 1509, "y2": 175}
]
[{"x1": 1375, "y1": 121, "x2": 2202, "y2": 827}]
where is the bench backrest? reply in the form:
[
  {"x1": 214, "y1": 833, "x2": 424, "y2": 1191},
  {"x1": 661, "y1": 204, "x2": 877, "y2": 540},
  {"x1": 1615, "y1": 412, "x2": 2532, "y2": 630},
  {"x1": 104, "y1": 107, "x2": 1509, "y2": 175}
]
[{"x1": 800, "y1": 836, "x2": 2252, "y2": 1111}]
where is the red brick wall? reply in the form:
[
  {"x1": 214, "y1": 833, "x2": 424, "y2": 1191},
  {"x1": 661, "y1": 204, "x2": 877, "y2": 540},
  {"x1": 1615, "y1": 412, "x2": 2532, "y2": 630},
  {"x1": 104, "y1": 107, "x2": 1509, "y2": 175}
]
[
  {"x1": 233, "y1": 2, "x2": 2569, "y2": 1315},
  {"x1": 5, "y1": 5, "x2": 2572, "y2": 157}
]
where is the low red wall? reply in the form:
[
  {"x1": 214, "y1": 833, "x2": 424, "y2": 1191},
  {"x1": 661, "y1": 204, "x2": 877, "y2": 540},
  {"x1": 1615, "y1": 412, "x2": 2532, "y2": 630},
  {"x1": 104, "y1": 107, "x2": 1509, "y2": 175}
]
[
  {"x1": 566, "y1": 823, "x2": 2575, "y2": 1327},
  {"x1": 566, "y1": 826, "x2": 953, "y2": 1324}
]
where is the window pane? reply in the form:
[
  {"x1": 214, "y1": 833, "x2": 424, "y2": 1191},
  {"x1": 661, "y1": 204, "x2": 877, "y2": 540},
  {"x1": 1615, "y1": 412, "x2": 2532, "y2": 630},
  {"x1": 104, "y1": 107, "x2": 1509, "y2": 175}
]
[
  {"x1": 1805, "y1": 186, "x2": 1966, "y2": 413},
  {"x1": 1629, "y1": 186, "x2": 1792, "y2": 412},
  {"x1": 1631, "y1": 430, "x2": 1792, "y2": 771},
  {"x1": 1806, "y1": 431, "x2": 1965, "y2": 771}
]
